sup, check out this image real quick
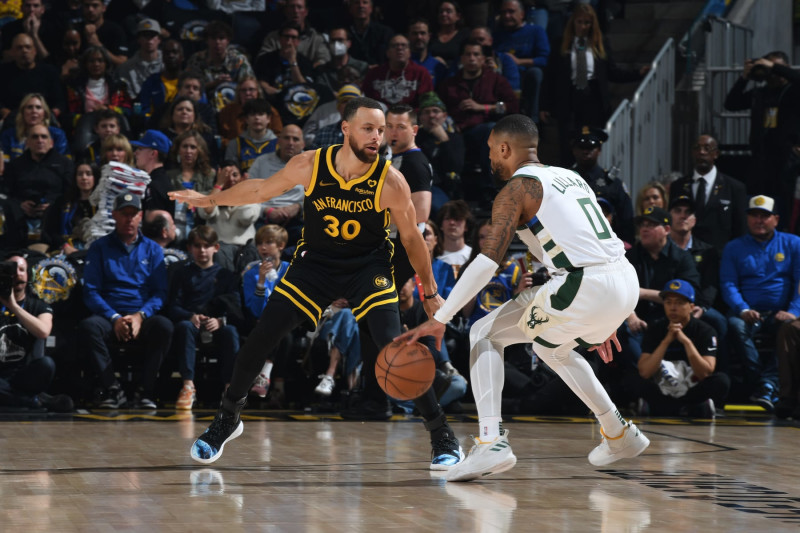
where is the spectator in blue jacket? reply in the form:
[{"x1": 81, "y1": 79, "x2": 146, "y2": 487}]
[
  {"x1": 492, "y1": 0, "x2": 549, "y2": 120},
  {"x1": 241, "y1": 224, "x2": 291, "y2": 399},
  {"x1": 720, "y1": 195, "x2": 800, "y2": 412},
  {"x1": 78, "y1": 192, "x2": 173, "y2": 409}
]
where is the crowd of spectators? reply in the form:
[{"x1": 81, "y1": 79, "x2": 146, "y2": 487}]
[{"x1": 0, "y1": 0, "x2": 797, "y2": 421}]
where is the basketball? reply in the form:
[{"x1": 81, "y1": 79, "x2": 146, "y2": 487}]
[{"x1": 375, "y1": 341, "x2": 436, "y2": 401}]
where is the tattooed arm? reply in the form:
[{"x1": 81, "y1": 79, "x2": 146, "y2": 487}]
[
  {"x1": 395, "y1": 175, "x2": 543, "y2": 346},
  {"x1": 481, "y1": 176, "x2": 543, "y2": 262}
]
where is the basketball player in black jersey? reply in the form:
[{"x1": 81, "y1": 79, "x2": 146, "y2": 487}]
[{"x1": 170, "y1": 97, "x2": 464, "y2": 469}]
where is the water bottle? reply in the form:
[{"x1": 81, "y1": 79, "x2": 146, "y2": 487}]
[
  {"x1": 200, "y1": 326, "x2": 213, "y2": 344},
  {"x1": 133, "y1": 102, "x2": 142, "y2": 116}
]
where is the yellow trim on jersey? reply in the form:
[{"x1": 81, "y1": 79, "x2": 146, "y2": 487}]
[
  {"x1": 325, "y1": 144, "x2": 381, "y2": 189},
  {"x1": 305, "y1": 149, "x2": 323, "y2": 196},
  {"x1": 373, "y1": 160, "x2": 391, "y2": 211},
  {"x1": 351, "y1": 284, "x2": 397, "y2": 321},
  {"x1": 274, "y1": 286, "x2": 319, "y2": 326}
]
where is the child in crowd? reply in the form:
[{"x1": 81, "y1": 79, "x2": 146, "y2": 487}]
[
  {"x1": 224, "y1": 99, "x2": 277, "y2": 173},
  {"x1": 242, "y1": 225, "x2": 290, "y2": 399},
  {"x1": 81, "y1": 110, "x2": 123, "y2": 165},
  {"x1": 166, "y1": 226, "x2": 241, "y2": 410}
]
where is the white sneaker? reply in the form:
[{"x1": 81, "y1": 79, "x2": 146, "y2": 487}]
[
  {"x1": 315, "y1": 374, "x2": 335, "y2": 396},
  {"x1": 445, "y1": 429, "x2": 517, "y2": 482},
  {"x1": 588, "y1": 422, "x2": 650, "y2": 466}
]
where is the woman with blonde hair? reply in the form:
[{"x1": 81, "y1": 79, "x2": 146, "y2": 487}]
[
  {"x1": 0, "y1": 93, "x2": 70, "y2": 161},
  {"x1": 540, "y1": 2, "x2": 649, "y2": 165},
  {"x1": 635, "y1": 180, "x2": 668, "y2": 216},
  {"x1": 99, "y1": 134, "x2": 135, "y2": 166},
  {"x1": 167, "y1": 130, "x2": 216, "y2": 241}
]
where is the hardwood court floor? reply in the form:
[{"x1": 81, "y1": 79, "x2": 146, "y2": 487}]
[{"x1": 1, "y1": 410, "x2": 799, "y2": 532}]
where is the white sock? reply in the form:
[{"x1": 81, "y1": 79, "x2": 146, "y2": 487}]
[
  {"x1": 596, "y1": 408, "x2": 626, "y2": 438},
  {"x1": 478, "y1": 416, "x2": 502, "y2": 440},
  {"x1": 262, "y1": 361, "x2": 274, "y2": 379}
]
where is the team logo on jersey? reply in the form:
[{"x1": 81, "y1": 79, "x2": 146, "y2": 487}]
[
  {"x1": 775, "y1": 253, "x2": 785, "y2": 262},
  {"x1": 526, "y1": 305, "x2": 550, "y2": 330},
  {"x1": 373, "y1": 275, "x2": 391, "y2": 289},
  {"x1": 367, "y1": 180, "x2": 377, "y2": 187}
]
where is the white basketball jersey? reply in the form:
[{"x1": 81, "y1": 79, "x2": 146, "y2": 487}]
[{"x1": 513, "y1": 165, "x2": 626, "y2": 272}]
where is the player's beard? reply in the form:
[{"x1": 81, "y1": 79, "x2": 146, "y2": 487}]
[
  {"x1": 491, "y1": 161, "x2": 508, "y2": 189},
  {"x1": 349, "y1": 136, "x2": 377, "y2": 164}
]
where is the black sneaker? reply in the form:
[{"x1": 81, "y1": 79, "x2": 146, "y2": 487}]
[
  {"x1": 38, "y1": 392, "x2": 74, "y2": 413},
  {"x1": 340, "y1": 398, "x2": 392, "y2": 420},
  {"x1": 749, "y1": 384, "x2": 776, "y2": 412},
  {"x1": 430, "y1": 431, "x2": 464, "y2": 470},
  {"x1": 133, "y1": 393, "x2": 157, "y2": 410},
  {"x1": 99, "y1": 384, "x2": 127, "y2": 408},
  {"x1": 190, "y1": 392, "x2": 247, "y2": 464}
]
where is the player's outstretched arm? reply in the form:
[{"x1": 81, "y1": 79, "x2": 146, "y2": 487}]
[{"x1": 169, "y1": 151, "x2": 317, "y2": 208}]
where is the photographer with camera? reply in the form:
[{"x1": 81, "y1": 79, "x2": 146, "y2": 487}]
[
  {"x1": 724, "y1": 51, "x2": 800, "y2": 220},
  {"x1": 0, "y1": 254, "x2": 73, "y2": 412}
]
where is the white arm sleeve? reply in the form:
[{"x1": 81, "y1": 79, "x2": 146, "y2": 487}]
[{"x1": 433, "y1": 253, "x2": 499, "y2": 324}]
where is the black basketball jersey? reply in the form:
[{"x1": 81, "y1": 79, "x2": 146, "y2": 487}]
[{"x1": 302, "y1": 144, "x2": 392, "y2": 258}]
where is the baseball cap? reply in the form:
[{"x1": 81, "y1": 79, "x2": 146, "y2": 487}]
[
  {"x1": 336, "y1": 84, "x2": 362, "y2": 103},
  {"x1": 659, "y1": 279, "x2": 695, "y2": 303},
  {"x1": 113, "y1": 192, "x2": 142, "y2": 212},
  {"x1": 747, "y1": 195, "x2": 776, "y2": 214},
  {"x1": 571, "y1": 125, "x2": 609, "y2": 149},
  {"x1": 418, "y1": 91, "x2": 446, "y2": 112},
  {"x1": 668, "y1": 195, "x2": 695, "y2": 212},
  {"x1": 635, "y1": 206, "x2": 671, "y2": 226},
  {"x1": 136, "y1": 18, "x2": 161, "y2": 35},
  {"x1": 130, "y1": 130, "x2": 172, "y2": 154}
]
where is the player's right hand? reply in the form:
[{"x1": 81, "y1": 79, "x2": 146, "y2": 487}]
[{"x1": 394, "y1": 318, "x2": 446, "y2": 350}]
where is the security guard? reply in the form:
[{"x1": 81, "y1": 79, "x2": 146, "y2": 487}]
[{"x1": 571, "y1": 125, "x2": 635, "y2": 243}]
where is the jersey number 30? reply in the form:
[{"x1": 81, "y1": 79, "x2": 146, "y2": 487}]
[
  {"x1": 577, "y1": 198, "x2": 611, "y2": 240},
  {"x1": 322, "y1": 215, "x2": 362, "y2": 240}
]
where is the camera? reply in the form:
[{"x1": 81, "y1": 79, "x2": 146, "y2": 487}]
[
  {"x1": 0, "y1": 260, "x2": 18, "y2": 296},
  {"x1": 749, "y1": 60, "x2": 770, "y2": 82}
]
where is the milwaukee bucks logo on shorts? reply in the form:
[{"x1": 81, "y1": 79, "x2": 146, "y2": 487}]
[{"x1": 526, "y1": 305, "x2": 550, "y2": 330}]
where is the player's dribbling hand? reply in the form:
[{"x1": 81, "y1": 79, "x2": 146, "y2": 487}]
[
  {"x1": 588, "y1": 330, "x2": 621, "y2": 364},
  {"x1": 168, "y1": 189, "x2": 211, "y2": 207},
  {"x1": 394, "y1": 318, "x2": 446, "y2": 350}
]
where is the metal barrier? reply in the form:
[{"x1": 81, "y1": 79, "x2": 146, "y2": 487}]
[
  {"x1": 598, "y1": 99, "x2": 631, "y2": 191},
  {"x1": 601, "y1": 38, "x2": 675, "y2": 198},
  {"x1": 700, "y1": 17, "x2": 753, "y2": 146}
]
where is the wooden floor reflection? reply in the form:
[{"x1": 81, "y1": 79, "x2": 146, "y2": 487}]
[{"x1": 2, "y1": 413, "x2": 799, "y2": 532}]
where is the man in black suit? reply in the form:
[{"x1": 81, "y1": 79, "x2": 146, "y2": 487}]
[{"x1": 669, "y1": 134, "x2": 747, "y2": 254}]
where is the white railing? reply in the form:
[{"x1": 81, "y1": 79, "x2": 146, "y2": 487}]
[{"x1": 600, "y1": 38, "x2": 675, "y2": 197}]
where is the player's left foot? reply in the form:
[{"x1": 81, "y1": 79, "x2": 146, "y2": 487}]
[
  {"x1": 588, "y1": 422, "x2": 650, "y2": 466},
  {"x1": 190, "y1": 393, "x2": 246, "y2": 464},
  {"x1": 430, "y1": 431, "x2": 465, "y2": 470}
]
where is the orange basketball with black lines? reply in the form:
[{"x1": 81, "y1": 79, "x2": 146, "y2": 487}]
[{"x1": 375, "y1": 341, "x2": 436, "y2": 401}]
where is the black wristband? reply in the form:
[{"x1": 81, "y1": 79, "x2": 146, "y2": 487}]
[{"x1": 423, "y1": 290, "x2": 438, "y2": 300}]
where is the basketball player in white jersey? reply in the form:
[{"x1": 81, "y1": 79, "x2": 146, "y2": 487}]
[{"x1": 397, "y1": 114, "x2": 650, "y2": 481}]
